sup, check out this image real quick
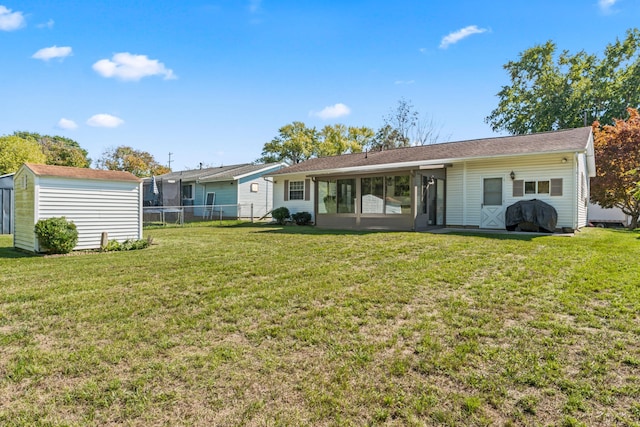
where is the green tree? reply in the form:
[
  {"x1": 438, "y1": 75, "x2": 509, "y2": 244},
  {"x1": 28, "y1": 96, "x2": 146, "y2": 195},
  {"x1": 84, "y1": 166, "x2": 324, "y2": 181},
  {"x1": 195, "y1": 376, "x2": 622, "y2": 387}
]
[
  {"x1": 317, "y1": 124, "x2": 373, "y2": 157},
  {"x1": 591, "y1": 108, "x2": 640, "y2": 229},
  {"x1": 259, "y1": 122, "x2": 375, "y2": 163},
  {"x1": 367, "y1": 124, "x2": 409, "y2": 151},
  {"x1": 0, "y1": 135, "x2": 47, "y2": 174},
  {"x1": 12, "y1": 131, "x2": 91, "y2": 168},
  {"x1": 486, "y1": 28, "x2": 640, "y2": 134},
  {"x1": 96, "y1": 146, "x2": 171, "y2": 177},
  {"x1": 259, "y1": 122, "x2": 319, "y2": 164}
]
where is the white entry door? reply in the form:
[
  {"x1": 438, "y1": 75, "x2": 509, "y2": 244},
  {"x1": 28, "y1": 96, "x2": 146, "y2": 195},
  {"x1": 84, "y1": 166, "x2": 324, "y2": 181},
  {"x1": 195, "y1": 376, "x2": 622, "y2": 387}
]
[{"x1": 480, "y1": 177, "x2": 505, "y2": 229}]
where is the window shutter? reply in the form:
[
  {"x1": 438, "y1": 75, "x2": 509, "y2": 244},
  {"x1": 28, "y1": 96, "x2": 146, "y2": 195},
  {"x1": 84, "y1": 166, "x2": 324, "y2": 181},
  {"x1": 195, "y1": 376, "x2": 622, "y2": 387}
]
[
  {"x1": 512, "y1": 180, "x2": 524, "y2": 197},
  {"x1": 284, "y1": 180, "x2": 289, "y2": 201},
  {"x1": 550, "y1": 178, "x2": 563, "y2": 196},
  {"x1": 304, "y1": 179, "x2": 310, "y2": 201}
]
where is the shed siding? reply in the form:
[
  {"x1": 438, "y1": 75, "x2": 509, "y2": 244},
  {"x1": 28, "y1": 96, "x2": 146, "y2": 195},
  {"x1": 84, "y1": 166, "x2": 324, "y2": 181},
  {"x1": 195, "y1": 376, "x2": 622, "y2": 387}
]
[
  {"x1": 273, "y1": 174, "x2": 315, "y2": 220},
  {"x1": 446, "y1": 153, "x2": 578, "y2": 229},
  {"x1": 13, "y1": 168, "x2": 37, "y2": 251},
  {"x1": 576, "y1": 153, "x2": 589, "y2": 228},
  {"x1": 37, "y1": 178, "x2": 141, "y2": 250}
]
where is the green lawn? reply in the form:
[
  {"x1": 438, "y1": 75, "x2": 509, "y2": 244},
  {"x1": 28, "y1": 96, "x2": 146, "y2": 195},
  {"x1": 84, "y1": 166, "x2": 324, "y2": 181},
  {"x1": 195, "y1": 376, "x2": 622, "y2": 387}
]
[{"x1": 0, "y1": 225, "x2": 639, "y2": 426}]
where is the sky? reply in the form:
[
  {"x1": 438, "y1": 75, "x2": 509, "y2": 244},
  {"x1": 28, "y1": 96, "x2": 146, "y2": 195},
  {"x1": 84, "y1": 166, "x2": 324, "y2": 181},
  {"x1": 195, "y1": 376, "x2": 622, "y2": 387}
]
[{"x1": 1, "y1": 0, "x2": 638, "y2": 171}]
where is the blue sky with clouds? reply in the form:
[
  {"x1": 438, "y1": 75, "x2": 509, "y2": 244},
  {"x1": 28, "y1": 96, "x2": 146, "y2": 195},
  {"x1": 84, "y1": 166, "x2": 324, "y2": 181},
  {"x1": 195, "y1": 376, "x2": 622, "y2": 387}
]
[{"x1": 1, "y1": 0, "x2": 638, "y2": 170}]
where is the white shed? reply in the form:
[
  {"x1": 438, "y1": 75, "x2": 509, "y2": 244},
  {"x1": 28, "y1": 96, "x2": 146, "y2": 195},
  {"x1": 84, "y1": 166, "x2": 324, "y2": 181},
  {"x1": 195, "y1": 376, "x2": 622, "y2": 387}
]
[{"x1": 13, "y1": 163, "x2": 142, "y2": 252}]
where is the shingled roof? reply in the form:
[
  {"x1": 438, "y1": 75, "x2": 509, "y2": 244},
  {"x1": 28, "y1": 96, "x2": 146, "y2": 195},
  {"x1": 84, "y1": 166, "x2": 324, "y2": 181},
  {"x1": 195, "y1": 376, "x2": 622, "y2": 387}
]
[
  {"x1": 270, "y1": 127, "x2": 593, "y2": 176},
  {"x1": 25, "y1": 163, "x2": 141, "y2": 182},
  {"x1": 153, "y1": 163, "x2": 284, "y2": 182}
]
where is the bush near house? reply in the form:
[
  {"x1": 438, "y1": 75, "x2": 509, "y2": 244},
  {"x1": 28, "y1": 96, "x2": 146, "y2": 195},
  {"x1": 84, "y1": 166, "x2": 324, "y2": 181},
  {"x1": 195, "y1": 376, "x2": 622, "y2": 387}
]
[
  {"x1": 292, "y1": 211, "x2": 312, "y2": 225},
  {"x1": 34, "y1": 216, "x2": 78, "y2": 254},
  {"x1": 272, "y1": 206, "x2": 290, "y2": 225}
]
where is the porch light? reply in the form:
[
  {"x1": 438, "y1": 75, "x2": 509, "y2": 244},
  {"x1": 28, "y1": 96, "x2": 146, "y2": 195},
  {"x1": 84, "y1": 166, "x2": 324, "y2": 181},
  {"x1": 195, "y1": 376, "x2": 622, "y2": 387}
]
[
  {"x1": 562, "y1": 157, "x2": 568, "y2": 163},
  {"x1": 510, "y1": 171, "x2": 516, "y2": 180}
]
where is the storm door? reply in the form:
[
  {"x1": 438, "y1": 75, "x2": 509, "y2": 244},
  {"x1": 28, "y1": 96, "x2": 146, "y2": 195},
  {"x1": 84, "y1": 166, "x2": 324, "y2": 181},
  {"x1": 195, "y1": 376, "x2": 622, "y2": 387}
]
[{"x1": 480, "y1": 177, "x2": 505, "y2": 229}]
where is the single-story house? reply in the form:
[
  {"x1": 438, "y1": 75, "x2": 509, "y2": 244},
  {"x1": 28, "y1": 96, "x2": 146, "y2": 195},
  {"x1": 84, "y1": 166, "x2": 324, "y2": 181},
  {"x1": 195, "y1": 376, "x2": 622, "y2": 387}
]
[
  {"x1": 0, "y1": 173, "x2": 14, "y2": 235},
  {"x1": 14, "y1": 163, "x2": 142, "y2": 252},
  {"x1": 143, "y1": 162, "x2": 286, "y2": 220},
  {"x1": 268, "y1": 127, "x2": 596, "y2": 232}
]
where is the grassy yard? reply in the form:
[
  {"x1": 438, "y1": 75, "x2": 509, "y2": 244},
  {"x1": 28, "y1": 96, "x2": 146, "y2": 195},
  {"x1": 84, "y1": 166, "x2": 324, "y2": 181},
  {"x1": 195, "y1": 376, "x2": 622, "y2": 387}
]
[{"x1": 0, "y1": 225, "x2": 639, "y2": 426}]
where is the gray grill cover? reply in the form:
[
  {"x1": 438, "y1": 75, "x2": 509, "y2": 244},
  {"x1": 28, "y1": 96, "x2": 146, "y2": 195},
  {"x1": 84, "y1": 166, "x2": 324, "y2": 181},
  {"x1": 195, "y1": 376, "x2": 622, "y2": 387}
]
[{"x1": 505, "y1": 199, "x2": 558, "y2": 233}]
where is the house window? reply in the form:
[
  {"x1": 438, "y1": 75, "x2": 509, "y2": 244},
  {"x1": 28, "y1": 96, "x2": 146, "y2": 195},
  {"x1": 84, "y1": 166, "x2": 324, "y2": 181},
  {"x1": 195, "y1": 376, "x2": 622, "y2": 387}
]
[
  {"x1": 182, "y1": 184, "x2": 193, "y2": 200},
  {"x1": 289, "y1": 180, "x2": 304, "y2": 200},
  {"x1": 250, "y1": 183, "x2": 259, "y2": 193},
  {"x1": 538, "y1": 181, "x2": 550, "y2": 194},
  {"x1": 513, "y1": 179, "x2": 556, "y2": 197},
  {"x1": 385, "y1": 175, "x2": 411, "y2": 214},
  {"x1": 318, "y1": 180, "x2": 336, "y2": 214},
  {"x1": 337, "y1": 179, "x2": 356, "y2": 213},
  {"x1": 525, "y1": 181, "x2": 536, "y2": 194}
]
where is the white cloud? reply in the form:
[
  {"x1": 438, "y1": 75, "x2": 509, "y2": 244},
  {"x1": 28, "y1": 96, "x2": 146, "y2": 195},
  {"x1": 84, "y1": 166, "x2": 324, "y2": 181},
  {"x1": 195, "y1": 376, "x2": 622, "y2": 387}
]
[
  {"x1": 311, "y1": 103, "x2": 351, "y2": 120},
  {"x1": 92, "y1": 52, "x2": 177, "y2": 81},
  {"x1": 86, "y1": 114, "x2": 124, "y2": 128},
  {"x1": 439, "y1": 25, "x2": 488, "y2": 49},
  {"x1": 37, "y1": 19, "x2": 55, "y2": 29},
  {"x1": 32, "y1": 46, "x2": 72, "y2": 61},
  {"x1": 57, "y1": 118, "x2": 78, "y2": 130},
  {"x1": 0, "y1": 5, "x2": 26, "y2": 31},
  {"x1": 598, "y1": 0, "x2": 618, "y2": 13}
]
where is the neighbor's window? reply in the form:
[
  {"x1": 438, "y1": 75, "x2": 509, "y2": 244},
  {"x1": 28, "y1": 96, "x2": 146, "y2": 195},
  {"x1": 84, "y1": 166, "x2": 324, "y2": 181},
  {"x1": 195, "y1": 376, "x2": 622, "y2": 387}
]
[
  {"x1": 289, "y1": 180, "x2": 304, "y2": 200},
  {"x1": 250, "y1": 183, "x2": 259, "y2": 193},
  {"x1": 318, "y1": 180, "x2": 337, "y2": 214},
  {"x1": 182, "y1": 184, "x2": 193, "y2": 199}
]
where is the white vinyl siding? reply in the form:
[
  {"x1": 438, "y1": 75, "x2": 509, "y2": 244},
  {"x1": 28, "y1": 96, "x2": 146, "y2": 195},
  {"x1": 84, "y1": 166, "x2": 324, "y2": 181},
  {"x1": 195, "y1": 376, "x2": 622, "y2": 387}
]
[
  {"x1": 445, "y1": 153, "x2": 579, "y2": 229},
  {"x1": 576, "y1": 153, "x2": 589, "y2": 227},
  {"x1": 273, "y1": 174, "x2": 315, "y2": 220},
  {"x1": 13, "y1": 168, "x2": 36, "y2": 251},
  {"x1": 13, "y1": 167, "x2": 142, "y2": 252},
  {"x1": 37, "y1": 178, "x2": 142, "y2": 250},
  {"x1": 238, "y1": 175, "x2": 274, "y2": 219}
]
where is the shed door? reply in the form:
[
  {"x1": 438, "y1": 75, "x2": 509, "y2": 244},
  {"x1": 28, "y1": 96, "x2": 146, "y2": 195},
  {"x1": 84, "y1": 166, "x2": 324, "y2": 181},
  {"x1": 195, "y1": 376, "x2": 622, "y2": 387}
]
[{"x1": 480, "y1": 177, "x2": 505, "y2": 229}]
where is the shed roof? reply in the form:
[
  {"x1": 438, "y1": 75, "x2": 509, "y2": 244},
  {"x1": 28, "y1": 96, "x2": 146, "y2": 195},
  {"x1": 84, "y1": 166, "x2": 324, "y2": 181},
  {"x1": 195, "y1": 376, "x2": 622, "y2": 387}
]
[
  {"x1": 270, "y1": 127, "x2": 593, "y2": 176},
  {"x1": 24, "y1": 163, "x2": 141, "y2": 182}
]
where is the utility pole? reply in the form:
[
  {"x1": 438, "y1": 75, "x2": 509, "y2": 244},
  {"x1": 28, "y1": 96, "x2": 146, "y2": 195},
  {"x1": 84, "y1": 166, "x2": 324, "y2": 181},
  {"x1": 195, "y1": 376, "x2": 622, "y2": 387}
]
[{"x1": 168, "y1": 152, "x2": 173, "y2": 170}]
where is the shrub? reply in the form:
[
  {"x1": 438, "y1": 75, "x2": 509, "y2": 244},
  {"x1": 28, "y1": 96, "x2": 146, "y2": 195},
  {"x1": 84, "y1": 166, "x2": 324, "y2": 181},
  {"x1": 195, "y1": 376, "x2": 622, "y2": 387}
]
[
  {"x1": 34, "y1": 217, "x2": 78, "y2": 254},
  {"x1": 103, "y1": 237, "x2": 152, "y2": 252},
  {"x1": 272, "y1": 207, "x2": 290, "y2": 225},
  {"x1": 291, "y1": 211, "x2": 312, "y2": 225}
]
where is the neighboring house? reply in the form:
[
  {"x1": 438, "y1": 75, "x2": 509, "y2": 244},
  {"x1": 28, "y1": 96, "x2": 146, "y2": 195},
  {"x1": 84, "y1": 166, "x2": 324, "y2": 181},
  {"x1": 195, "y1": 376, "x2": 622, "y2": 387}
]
[
  {"x1": 143, "y1": 163, "x2": 287, "y2": 219},
  {"x1": 0, "y1": 173, "x2": 14, "y2": 235},
  {"x1": 587, "y1": 203, "x2": 630, "y2": 228},
  {"x1": 268, "y1": 127, "x2": 596, "y2": 232},
  {"x1": 13, "y1": 163, "x2": 142, "y2": 252}
]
